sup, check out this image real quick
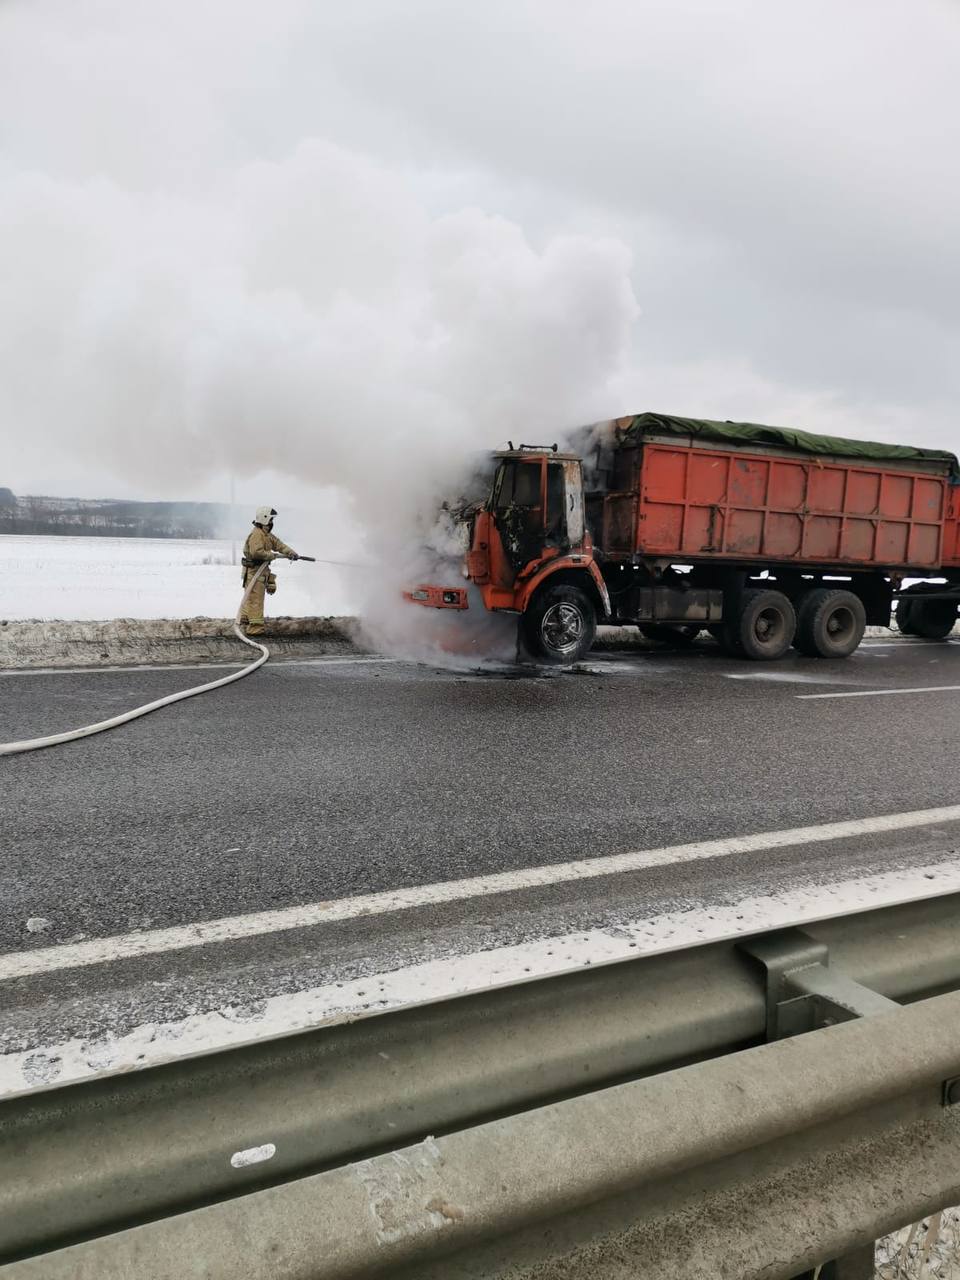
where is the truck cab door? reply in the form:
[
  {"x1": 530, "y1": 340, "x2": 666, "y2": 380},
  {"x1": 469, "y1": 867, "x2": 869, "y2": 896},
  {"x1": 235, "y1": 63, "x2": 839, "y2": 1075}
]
[
  {"x1": 489, "y1": 456, "x2": 587, "y2": 575},
  {"x1": 559, "y1": 459, "x2": 585, "y2": 548},
  {"x1": 544, "y1": 459, "x2": 585, "y2": 550}
]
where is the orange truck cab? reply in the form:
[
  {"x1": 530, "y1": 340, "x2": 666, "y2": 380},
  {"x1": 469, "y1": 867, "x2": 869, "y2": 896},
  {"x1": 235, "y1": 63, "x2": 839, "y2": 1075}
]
[{"x1": 405, "y1": 444, "x2": 610, "y2": 662}]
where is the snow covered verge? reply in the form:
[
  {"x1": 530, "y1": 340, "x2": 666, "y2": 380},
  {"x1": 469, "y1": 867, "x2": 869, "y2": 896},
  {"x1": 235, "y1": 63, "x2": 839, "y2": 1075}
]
[
  {"x1": 876, "y1": 1207, "x2": 960, "y2": 1278},
  {"x1": 0, "y1": 617, "x2": 361, "y2": 670}
]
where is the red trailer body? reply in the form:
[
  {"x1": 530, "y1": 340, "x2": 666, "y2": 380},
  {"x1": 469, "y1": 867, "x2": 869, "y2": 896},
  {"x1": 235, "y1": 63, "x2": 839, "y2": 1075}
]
[{"x1": 602, "y1": 439, "x2": 950, "y2": 571}]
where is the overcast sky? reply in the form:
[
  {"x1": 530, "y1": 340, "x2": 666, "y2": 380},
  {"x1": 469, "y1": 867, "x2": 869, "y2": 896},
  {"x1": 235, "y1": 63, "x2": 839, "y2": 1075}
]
[{"x1": 2, "y1": 0, "x2": 959, "y2": 508}]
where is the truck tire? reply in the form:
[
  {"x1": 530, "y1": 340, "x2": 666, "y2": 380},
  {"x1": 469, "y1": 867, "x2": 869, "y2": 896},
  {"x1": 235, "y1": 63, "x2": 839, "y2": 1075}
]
[
  {"x1": 896, "y1": 598, "x2": 918, "y2": 635},
  {"x1": 523, "y1": 584, "x2": 597, "y2": 664},
  {"x1": 795, "y1": 588, "x2": 866, "y2": 658},
  {"x1": 637, "y1": 623, "x2": 701, "y2": 646},
  {"x1": 727, "y1": 589, "x2": 796, "y2": 660},
  {"x1": 908, "y1": 598, "x2": 958, "y2": 640}
]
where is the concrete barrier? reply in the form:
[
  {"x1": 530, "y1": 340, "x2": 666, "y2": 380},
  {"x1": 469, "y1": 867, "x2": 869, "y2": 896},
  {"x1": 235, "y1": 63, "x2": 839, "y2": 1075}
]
[
  {"x1": 0, "y1": 619, "x2": 670, "y2": 669},
  {"x1": 0, "y1": 617, "x2": 364, "y2": 671}
]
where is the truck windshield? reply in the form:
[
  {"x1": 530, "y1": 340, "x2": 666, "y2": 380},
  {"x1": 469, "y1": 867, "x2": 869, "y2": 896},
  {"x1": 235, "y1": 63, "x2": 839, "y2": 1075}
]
[{"x1": 492, "y1": 460, "x2": 541, "y2": 511}]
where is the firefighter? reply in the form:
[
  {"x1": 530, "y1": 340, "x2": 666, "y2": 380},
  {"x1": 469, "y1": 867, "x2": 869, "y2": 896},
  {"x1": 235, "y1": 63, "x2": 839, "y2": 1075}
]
[{"x1": 239, "y1": 506, "x2": 299, "y2": 635}]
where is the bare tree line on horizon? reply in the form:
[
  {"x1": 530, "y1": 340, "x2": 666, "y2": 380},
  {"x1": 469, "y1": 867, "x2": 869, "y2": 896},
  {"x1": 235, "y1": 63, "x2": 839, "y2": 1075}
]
[{"x1": 0, "y1": 489, "x2": 225, "y2": 540}]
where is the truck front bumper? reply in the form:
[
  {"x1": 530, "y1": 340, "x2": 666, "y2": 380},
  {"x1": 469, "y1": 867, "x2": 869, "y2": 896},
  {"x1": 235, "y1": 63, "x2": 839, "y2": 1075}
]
[{"x1": 403, "y1": 585, "x2": 469, "y2": 610}]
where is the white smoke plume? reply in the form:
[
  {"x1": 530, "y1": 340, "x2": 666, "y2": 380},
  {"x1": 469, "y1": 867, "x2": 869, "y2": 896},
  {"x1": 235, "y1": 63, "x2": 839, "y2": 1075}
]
[{"x1": 0, "y1": 1, "x2": 640, "y2": 655}]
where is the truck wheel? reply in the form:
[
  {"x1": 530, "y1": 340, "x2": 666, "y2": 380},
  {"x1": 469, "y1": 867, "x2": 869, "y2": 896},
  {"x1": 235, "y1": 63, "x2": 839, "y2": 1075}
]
[
  {"x1": 795, "y1": 588, "x2": 866, "y2": 658},
  {"x1": 637, "y1": 624, "x2": 701, "y2": 646},
  {"x1": 908, "y1": 598, "x2": 958, "y2": 640},
  {"x1": 728, "y1": 589, "x2": 796, "y2": 660},
  {"x1": 523, "y1": 584, "x2": 597, "y2": 664},
  {"x1": 896, "y1": 598, "x2": 918, "y2": 636}
]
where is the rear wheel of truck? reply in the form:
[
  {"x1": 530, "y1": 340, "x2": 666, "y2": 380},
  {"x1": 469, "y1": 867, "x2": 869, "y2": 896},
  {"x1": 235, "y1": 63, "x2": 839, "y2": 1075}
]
[
  {"x1": 523, "y1": 584, "x2": 597, "y2": 665},
  {"x1": 727, "y1": 589, "x2": 796, "y2": 660},
  {"x1": 795, "y1": 588, "x2": 866, "y2": 658},
  {"x1": 896, "y1": 598, "x2": 918, "y2": 635},
  {"x1": 907, "y1": 598, "x2": 958, "y2": 640}
]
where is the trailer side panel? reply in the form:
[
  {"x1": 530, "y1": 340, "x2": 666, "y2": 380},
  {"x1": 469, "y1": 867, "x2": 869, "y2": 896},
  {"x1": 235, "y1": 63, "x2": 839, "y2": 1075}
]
[{"x1": 609, "y1": 442, "x2": 947, "y2": 569}]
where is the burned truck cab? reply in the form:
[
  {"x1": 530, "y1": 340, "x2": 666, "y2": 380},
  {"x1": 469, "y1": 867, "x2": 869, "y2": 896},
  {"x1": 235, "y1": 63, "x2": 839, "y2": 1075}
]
[
  {"x1": 476, "y1": 446, "x2": 586, "y2": 580},
  {"x1": 492, "y1": 449, "x2": 585, "y2": 559},
  {"x1": 405, "y1": 445, "x2": 610, "y2": 663}
]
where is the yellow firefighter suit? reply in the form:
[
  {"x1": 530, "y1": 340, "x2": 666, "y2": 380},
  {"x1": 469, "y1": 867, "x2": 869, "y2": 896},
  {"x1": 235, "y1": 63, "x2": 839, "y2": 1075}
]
[{"x1": 240, "y1": 525, "x2": 297, "y2": 634}]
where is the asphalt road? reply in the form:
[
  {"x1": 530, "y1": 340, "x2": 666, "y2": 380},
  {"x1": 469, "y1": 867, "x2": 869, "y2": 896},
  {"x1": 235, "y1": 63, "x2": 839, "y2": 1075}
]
[{"x1": 3, "y1": 634, "x2": 960, "y2": 1065}]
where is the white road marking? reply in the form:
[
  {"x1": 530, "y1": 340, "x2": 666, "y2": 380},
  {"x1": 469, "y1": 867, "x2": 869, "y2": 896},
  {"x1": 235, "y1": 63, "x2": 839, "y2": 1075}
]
[
  {"x1": 0, "y1": 662, "x2": 248, "y2": 678},
  {"x1": 861, "y1": 638, "x2": 960, "y2": 646},
  {"x1": 3, "y1": 858, "x2": 958, "y2": 1099},
  {"x1": 859, "y1": 643, "x2": 920, "y2": 649},
  {"x1": 279, "y1": 656, "x2": 396, "y2": 667},
  {"x1": 724, "y1": 671, "x2": 856, "y2": 684},
  {"x1": 799, "y1": 684, "x2": 960, "y2": 700},
  {"x1": 5, "y1": 805, "x2": 960, "y2": 983},
  {"x1": 0, "y1": 656, "x2": 396, "y2": 678}
]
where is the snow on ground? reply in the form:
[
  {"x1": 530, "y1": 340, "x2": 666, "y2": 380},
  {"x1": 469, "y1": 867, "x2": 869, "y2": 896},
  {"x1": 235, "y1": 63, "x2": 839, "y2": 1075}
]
[
  {"x1": 877, "y1": 1209, "x2": 960, "y2": 1278},
  {"x1": 0, "y1": 535, "x2": 357, "y2": 620}
]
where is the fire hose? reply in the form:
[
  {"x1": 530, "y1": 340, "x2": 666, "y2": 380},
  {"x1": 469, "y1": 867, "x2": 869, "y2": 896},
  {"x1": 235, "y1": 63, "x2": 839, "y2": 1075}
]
[{"x1": 0, "y1": 555, "x2": 317, "y2": 757}]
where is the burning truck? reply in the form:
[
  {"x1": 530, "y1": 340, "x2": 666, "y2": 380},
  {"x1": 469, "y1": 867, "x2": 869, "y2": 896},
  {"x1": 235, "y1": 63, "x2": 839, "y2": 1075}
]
[{"x1": 405, "y1": 412, "x2": 960, "y2": 665}]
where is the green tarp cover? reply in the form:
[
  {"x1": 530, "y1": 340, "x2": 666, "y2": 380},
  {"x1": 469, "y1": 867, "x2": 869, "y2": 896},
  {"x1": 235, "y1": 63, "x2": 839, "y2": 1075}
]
[{"x1": 619, "y1": 412, "x2": 959, "y2": 477}]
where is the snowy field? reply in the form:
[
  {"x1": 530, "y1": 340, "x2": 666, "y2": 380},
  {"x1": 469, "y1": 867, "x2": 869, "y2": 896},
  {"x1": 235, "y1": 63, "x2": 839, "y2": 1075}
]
[{"x1": 0, "y1": 535, "x2": 357, "y2": 621}]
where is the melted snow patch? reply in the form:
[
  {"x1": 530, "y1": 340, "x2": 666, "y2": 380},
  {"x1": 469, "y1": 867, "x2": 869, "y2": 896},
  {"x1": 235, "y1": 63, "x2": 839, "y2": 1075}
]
[{"x1": 230, "y1": 1143, "x2": 276, "y2": 1169}]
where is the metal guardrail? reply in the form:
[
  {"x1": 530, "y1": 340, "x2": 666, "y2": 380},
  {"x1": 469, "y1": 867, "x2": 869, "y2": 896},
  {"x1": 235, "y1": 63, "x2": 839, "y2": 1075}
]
[{"x1": 3, "y1": 893, "x2": 960, "y2": 1277}]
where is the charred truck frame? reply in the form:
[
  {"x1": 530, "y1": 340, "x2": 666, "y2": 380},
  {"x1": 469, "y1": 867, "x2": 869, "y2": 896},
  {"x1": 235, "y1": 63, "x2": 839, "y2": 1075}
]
[{"x1": 405, "y1": 412, "x2": 960, "y2": 664}]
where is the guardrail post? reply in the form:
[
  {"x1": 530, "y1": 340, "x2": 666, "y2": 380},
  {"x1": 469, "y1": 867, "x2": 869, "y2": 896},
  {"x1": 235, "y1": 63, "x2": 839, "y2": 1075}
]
[{"x1": 738, "y1": 927, "x2": 898, "y2": 1039}]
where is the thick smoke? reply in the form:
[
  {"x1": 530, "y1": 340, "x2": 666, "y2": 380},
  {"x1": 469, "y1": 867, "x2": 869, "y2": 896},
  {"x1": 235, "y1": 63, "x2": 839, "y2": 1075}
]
[{"x1": 0, "y1": 2, "x2": 639, "y2": 652}]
